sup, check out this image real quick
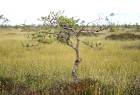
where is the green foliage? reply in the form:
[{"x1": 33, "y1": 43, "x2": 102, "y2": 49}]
[
  {"x1": 28, "y1": 14, "x2": 81, "y2": 46},
  {"x1": 110, "y1": 25, "x2": 118, "y2": 32},
  {"x1": 57, "y1": 16, "x2": 79, "y2": 29},
  {"x1": 31, "y1": 30, "x2": 54, "y2": 44},
  {"x1": 38, "y1": 11, "x2": 64, "y2": 26},
  {"x1": 83, "y1": 40, "x2": 103, "y2": 50},
  {"x1": 57, "y1": 32, "x2": 68, "y2": 43}
]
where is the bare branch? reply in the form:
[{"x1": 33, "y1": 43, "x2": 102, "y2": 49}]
[{"x1": 66, "y1": 35, "x2": 76, "y2": 49}]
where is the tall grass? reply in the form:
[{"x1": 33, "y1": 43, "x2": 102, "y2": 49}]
[{"x1": 0, "y1": 29, "x2": 140, "y2": 94}]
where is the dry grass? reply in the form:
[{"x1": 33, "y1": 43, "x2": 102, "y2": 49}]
[{"x1": 0, "y1": 28, "x2": 140, "y2": 95}]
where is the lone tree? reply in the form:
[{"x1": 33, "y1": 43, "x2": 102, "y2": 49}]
[{"x1": 25, "y1": 11, "x2": 110, "y2": 82}]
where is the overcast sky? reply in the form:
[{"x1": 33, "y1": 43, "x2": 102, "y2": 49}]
[{"x1": 0, "y1": 0, "x2": 140, "y2": 25}]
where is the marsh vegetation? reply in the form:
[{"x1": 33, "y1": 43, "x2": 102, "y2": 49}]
[{"x1": 0, "y1": 26, "x2": 140, "y2": 95}]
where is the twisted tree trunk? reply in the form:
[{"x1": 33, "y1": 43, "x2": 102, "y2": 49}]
[
  {"x1": 72, "y1": 38, "x2": 80, "y2": 83},
  {"x1": 72, "y1": 58, "x2": 80, "y2": 83}
]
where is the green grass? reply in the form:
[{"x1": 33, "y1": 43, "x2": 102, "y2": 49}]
[{"x1": 0, "y1": 28, "x2": 140, "y2": 94}]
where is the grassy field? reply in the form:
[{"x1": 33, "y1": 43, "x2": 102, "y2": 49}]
[{"x1": 0, "y1": 28, "x2": 140, "y2": 95}]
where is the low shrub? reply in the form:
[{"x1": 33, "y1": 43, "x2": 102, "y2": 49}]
[
  {"x1": 46, "y1": 78, "x2": 116, "y2": 95},
  {"x1": 105, "y1": 33, "x2": 140, "y2": 40}
]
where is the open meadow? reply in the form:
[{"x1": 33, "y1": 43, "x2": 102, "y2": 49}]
[{"x1": 0, "y1": 27, "x2": 140, "y2": 95}]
